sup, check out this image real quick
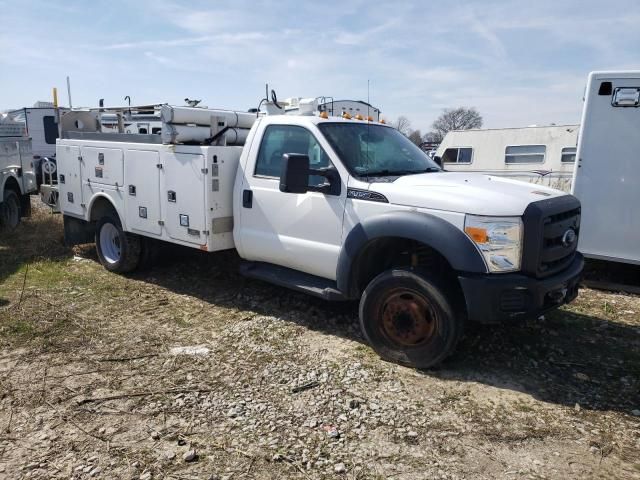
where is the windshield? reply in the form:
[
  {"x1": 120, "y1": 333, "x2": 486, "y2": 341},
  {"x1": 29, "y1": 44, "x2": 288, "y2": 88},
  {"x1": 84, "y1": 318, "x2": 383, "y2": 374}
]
[{"x1": 318, "y1": 122, "x2": 440, "y2": 177}]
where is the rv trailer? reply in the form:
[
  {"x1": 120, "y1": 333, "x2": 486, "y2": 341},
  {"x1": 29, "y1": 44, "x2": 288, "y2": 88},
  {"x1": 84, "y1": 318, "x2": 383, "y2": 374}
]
[{"x1": 435, "y1": 125, "x2": 579, "y2": 192}]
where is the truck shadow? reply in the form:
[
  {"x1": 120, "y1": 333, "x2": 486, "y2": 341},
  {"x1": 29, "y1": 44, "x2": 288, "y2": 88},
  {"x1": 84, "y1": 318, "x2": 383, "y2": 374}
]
[{"x1": 135, "y1": 246, "x2": 639, "y2": 416}]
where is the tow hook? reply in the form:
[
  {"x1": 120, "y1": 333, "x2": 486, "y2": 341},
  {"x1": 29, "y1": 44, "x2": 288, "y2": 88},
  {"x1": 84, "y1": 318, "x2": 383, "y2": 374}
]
[{"x1": 547, "y1": 287, "x2": 568, "y2": 304}]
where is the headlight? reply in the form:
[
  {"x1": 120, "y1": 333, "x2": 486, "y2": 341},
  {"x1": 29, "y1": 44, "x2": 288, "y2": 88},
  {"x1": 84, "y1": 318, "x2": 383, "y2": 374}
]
[{"x1": 464, "y1": 215, "x2": 523, "y2": 273}]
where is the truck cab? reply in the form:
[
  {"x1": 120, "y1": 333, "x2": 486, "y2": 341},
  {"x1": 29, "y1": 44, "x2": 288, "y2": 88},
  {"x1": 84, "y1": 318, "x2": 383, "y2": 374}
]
[{"x1": 52, "y1": 103, "x2": 583, "y2": 368}]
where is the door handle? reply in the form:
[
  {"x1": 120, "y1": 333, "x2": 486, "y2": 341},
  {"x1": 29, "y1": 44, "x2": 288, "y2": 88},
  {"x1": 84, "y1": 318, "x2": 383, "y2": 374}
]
[{"x1": 242, "y1": 189, "x2": 253, "y2": 208}]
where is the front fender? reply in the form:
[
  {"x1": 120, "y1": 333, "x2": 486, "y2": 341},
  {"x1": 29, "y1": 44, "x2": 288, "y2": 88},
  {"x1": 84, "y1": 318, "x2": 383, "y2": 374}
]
[
  {"x1": 336, "y1": 210, "x2": 487, "y2": 295},
  {"x1": 1, "y1": 172, "x2": 24, "y2": 196}
]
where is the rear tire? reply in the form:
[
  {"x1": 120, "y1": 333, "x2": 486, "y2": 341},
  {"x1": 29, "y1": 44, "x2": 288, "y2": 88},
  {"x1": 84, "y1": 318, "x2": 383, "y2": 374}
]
[
  {"x1": 359, "y1": 269, "x2": 463, "y2": 369},
  {"x1": 95, "y1": 214, "x2": 141, "y2": 273},
  {"x1": 0, "y1": 190, "x2": 21, "y2": 231}
]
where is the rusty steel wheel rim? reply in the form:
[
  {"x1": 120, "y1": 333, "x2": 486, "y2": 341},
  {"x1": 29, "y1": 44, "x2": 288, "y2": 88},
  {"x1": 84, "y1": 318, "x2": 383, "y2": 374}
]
[{"x1": 380, "y1": 288, "x2": 437, "y2": 347}]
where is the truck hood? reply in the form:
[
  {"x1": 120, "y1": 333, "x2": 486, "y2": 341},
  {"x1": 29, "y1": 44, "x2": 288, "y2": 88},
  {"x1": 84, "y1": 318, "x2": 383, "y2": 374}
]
[{"x1": 369, "y1": 172, "x2": 566, "y2": 216}]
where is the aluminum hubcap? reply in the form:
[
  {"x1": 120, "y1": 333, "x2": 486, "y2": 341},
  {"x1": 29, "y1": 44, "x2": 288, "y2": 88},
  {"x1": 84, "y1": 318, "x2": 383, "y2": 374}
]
[{"x1": 99, "y1": 223, "x2": 121, "y2": 264}]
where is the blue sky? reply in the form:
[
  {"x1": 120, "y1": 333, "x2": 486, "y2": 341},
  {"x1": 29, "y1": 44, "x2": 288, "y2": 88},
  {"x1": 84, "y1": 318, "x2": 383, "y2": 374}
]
[{"x1": 1, "y1": 0, "x2": 638, "y2": 131}]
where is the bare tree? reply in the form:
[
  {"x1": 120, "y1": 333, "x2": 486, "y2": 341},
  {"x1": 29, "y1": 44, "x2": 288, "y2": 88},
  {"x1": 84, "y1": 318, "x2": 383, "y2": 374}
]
[
  {"x1": 421, "y1": 131, "x2": 442, "y2": 143},
  {"x1": 407, "y1": 129, "x2": 423, "y2": 146},
  {"x1": 393, "y1": 116, "x2": 412, "y2": 136},
  {"x1": 426, "y1": 107, "x2": 483, "y2": 143}
]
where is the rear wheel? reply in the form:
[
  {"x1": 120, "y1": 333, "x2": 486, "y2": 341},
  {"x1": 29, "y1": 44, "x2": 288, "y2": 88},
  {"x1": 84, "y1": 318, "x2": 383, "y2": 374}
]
[
  {"x1": 95, "y1": 214, "x2": 141, "y2": 273},
  {"x1": 0, "y1": 190, "x2": 21, "y2": 231},
  {"x1": 359, "y1": 269, "x2": 463, "y2": 368}
]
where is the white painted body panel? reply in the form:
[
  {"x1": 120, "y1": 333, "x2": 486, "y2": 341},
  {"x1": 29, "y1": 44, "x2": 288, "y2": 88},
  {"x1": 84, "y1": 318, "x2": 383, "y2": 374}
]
[
  {"x1": 57, "y1": 139, "x2": 242, "y2": 252},
  {"x1": 572, "y1": 71, "x2": 640, "y2": 265},
  {"x1": 436, "y1": 125, "x2": 578, "y2": 192},
  {"x1": 124, "y1": 149, "x2": 162, "y2": 235},
  {"x1": 162, "y1": 151, "x2": 206, "y2": 245},
  {"x1": 369, "y1": 172, "x2": 564, "y2": 217}
]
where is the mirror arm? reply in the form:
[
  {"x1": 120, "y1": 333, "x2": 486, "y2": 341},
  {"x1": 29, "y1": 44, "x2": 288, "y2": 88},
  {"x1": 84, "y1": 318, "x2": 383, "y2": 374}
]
[{"x1": 308, "y1": 166, "x2": 341, "y2": 196}]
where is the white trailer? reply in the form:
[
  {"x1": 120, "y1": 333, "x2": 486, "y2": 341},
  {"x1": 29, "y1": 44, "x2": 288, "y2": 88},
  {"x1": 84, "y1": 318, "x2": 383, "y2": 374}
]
[
  {"x1": 0, "y1": 116, "x2": 37, "y2": 229},
  {"x1": 572, "y1": 71, "x2": 640, "y2": 265},
  {"x1": 435, "y1": 125, "x2": 579, "y2": 192},
  {"x1": 44, "y1": 99, "x2": 584, "y2": 369},
  {"x1": 7, "y1": 107, "x2": 60, "y2": 158}
]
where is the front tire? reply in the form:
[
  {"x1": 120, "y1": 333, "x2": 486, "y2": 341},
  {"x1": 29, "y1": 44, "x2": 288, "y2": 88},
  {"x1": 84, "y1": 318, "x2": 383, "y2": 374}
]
[
  {"x1": 95, "y1": 214, "x2": 141, "y2": 273},
  {"x1": 0, "y1": 190, "x2": 21, "y2": 231},
  {"x1": 359, "y1": 269, "x2": 463, "y2": 369}
]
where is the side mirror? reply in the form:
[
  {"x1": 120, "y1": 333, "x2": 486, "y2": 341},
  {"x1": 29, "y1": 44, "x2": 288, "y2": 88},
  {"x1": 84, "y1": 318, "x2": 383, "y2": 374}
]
[
  {"x1": 433, "y1": 155, "x2": 443, "y2": 168},
  {"x1": 280, "y1": 153, "x2": 310, "y2": 194}
]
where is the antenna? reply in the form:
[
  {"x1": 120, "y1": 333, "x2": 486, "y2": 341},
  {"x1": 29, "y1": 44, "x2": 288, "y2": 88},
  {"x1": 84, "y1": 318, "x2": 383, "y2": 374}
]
[
  {"x1": 367, "y1": 79, "x2": 370, "y2": 118},
  {"x1": 66, "y1": 76, "x2": 73, "y2": 108},
  {"x1": 366, "y1": 79, "x2": 371, "y2": 180}
]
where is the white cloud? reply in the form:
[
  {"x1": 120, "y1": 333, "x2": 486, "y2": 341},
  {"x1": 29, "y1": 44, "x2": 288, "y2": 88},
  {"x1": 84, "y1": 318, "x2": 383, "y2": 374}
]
[
  {"x1": 1, "y1": 0, "x2": 639, "y2": 129},
  {"x1": 144, "y1": 51, "x2": 171, "y2": 65}
]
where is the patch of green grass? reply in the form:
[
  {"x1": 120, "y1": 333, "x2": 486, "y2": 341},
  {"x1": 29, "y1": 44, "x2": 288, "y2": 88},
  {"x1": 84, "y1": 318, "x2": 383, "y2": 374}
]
[
  {"x1": 0, "y1": 303, "x2": 79, "y2": 348},
  {"x1": 514, "y1": 401, "x2": 535, "y2": 413},
  {"x1": 5, "y1": 319, "x2": 36, "y2": 337}
]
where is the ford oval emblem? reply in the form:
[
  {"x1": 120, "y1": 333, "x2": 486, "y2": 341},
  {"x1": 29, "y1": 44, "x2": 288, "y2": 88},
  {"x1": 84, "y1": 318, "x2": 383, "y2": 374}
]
[{"x1": 562, "y1": 228, "x2": 577, "y2": 247}]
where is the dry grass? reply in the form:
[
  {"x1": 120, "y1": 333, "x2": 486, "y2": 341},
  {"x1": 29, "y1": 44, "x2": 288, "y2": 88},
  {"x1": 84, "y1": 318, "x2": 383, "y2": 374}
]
[{"x1": 0, "y1": 199, "x2": 639, "y2": 479}]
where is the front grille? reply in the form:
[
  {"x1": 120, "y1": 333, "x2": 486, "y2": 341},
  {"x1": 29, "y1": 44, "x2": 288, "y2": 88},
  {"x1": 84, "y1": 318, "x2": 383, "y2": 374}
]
[
  {"x1": 522, "y1": 196, "x2": 581, "y2": 278},
  {"x1": 539, "y1": 207, "x2": 581, "y2": 276}
]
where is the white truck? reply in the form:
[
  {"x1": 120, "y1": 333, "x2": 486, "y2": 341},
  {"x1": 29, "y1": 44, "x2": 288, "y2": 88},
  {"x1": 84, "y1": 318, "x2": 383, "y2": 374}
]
[
  {"x1": 0, "y1": 116, "x2": 37, "y2": 230},
  {"x1": 572, "y1": 71, "x2": 640, "y2": 265},
  {"x1": 48, "y1": 100, "x2": 583, "y2": 368}
]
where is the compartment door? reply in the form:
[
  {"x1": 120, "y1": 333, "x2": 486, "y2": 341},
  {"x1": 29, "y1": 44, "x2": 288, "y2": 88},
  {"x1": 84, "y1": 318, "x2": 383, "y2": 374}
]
[
  {"x1": 58, "y1": 145, "x2": 84, "y2": 217},
  {"x1": 81, "y1": 146, "x2": 124, "y2": 187},
  {"x1": 124, "y1": 150, "x2": 161, "y2": 235},
  {"x1": 161, "y1": 152, "x2": 206, "y2": 245}
]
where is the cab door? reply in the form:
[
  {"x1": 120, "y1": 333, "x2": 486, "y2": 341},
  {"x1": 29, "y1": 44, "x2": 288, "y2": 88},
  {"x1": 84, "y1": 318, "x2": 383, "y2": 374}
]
[{"x1": 237, "y1": 123, "x2": 346, "y2": 280}]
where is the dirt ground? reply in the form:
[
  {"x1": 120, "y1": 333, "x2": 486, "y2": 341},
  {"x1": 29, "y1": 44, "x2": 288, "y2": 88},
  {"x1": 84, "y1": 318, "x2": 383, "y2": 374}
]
[{"x1": 0, "y1": 200, "x2": 639, "y2": 480}]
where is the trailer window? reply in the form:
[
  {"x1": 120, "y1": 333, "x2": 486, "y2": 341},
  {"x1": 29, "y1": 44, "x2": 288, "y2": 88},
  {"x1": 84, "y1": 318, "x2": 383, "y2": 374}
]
[
  {"x1": 561, "y1": 147, "x2": 576, "y2": 163},
  {"x1": 505, "y1": 145, "x2": 545, "y2": 164},
  {"x1": 442, "y1": 147, "x2": 472, "y2": 164},
  {"x1": 255, "y1": 125, "x2": 330, "y2": 186},
  {"x1": 43, "y1": 116, "x2": 58, "y2": 144}
]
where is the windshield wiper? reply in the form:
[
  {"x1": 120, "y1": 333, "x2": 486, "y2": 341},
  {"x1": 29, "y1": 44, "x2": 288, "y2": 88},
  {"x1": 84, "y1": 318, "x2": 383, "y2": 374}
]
[{"x1": 365, "y1": 167, "x2": 439, "y2": 177}]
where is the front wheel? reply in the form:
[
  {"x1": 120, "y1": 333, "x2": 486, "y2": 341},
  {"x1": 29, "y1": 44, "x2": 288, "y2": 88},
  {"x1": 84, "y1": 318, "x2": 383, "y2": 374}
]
[
  {"x1": 95, "y1": 215, "x2": 141, "y2": 273},
  {"x1": 359, "y1": 269, "x2": 463, "y2": 369},
  {"x1": 0, "y1": 190, "x2": 21, "y2": 231}
]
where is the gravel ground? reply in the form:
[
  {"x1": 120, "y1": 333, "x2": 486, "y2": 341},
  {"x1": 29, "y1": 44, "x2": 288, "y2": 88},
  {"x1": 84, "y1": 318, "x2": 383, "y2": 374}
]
[{"x1": 0, "y1": 200, "x2": 639, "y2": 479}]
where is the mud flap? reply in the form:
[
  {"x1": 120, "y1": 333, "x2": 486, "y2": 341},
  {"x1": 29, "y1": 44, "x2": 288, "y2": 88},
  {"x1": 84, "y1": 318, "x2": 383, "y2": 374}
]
[
  {"x1": 63, "y1": 215, "x2": 94, "y2": 246},
  {"x1": 19, "y1": 194, "x2": 31, "y2": 218}
]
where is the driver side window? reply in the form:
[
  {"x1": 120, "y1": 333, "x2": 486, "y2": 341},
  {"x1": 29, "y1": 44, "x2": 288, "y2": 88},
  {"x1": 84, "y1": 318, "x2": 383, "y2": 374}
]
[{"x1": 255, "y1": 125, "x2": 331, "y2": 186}]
